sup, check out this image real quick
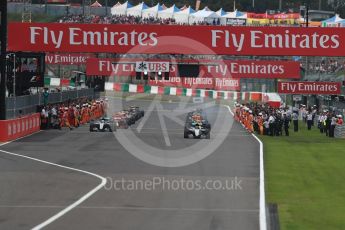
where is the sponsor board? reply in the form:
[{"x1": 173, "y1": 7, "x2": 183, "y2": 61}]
[
  {"x1": 86, "y1": 58, "x2": 300, "y2": 79},
  {"x1": 226, "y1": 18, "x2": 247, "y2": 26},
  {"x1": 8, "y1": 23, "x2": 345, "y2": 56},
  {"x1": 148, "y1": 77, "x2": 240, "y2": 91},
  {"x1": 278, "y1": 81, "x2": 342, "y2": 95},
  {"x1": 292, "y1": 95, "x2": 302, "y2": 101},
  {"x1": 45, "y1": 53, "x2": 93, "y2": 65},
  {"x1": 135, "y1": 61, "x2": 170, "y2": 72}
]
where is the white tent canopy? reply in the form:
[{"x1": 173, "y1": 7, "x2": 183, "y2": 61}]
[
  {"x1": 216, "y1": 8, "x2": 226, "y2": 16},
  {"x1": 113, "y1": 2, "x2": 121, "y2": 7},
  {"x1": 126, "y1": 2, "x2": 148, "y2": 17},
  {"x1": 222, "y1": 10, "x2": 247, "y2": 18},
  {"x1": 157, "y1": 4, "x2": 180, "y2": 19},
  {"x1": 111, "y1": 1, "x2": 132, "y2": 16},
  {"x1": 189, "y1": 7, "x2": 220, "y2": 24},
  {"x1": 142, "y1": 3, "x2": 163, "y2": 18},
  {"x1": 173, "y1": 6, "x2": 195, "y2": 24}
]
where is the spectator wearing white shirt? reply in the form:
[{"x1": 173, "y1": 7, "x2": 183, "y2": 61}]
[
  {"x1": 292, "y1": 111, "x2": 299, "y2": 132},
  {"x1": 268, "y1": 114, "x2": 275, "y2": 136},
  {"x1": 307, "y1": 112, "x2": 313, "y2": 130}
]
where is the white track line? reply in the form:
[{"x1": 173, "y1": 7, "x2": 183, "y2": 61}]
[
  {"x1": 224, "y1": 105, "x2": 267, "y2": 230},
  {"x1": 0, "y1": 133, "x2": 107, "y2": 230},
  {"x1": 0, "y1": 205, "x2": 259, "y2": 213}
]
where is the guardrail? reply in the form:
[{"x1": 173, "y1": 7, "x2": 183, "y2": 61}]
[{"x1": 5, "y1": 88, "x2": 99, "y2": 119}]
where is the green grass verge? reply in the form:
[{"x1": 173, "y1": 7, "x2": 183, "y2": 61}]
[{"x1": 261, "y1": 122, "x2": 345, "y2": 230}]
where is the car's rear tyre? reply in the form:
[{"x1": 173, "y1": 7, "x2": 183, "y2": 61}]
[{"x1": 184, "y1": 132, "x2": 188, "y2": 138}]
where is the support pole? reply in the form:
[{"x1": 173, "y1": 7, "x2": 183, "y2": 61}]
[{"x1": 0, "y1": 1, "x2": 7, "y2": 120}]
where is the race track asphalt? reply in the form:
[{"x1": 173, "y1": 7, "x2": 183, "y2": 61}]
[{"x1": 0, "y1": 98, "x2": 260, "y2": 230}]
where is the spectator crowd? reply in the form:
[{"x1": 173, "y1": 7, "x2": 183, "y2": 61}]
[
  {"x1": 234, "y1": 103, "x2": 344, "y2": 138},
  {"x1": 308, "y1": 58, "x2": 345, "y2": 74},
  {"x1": 58, "y1": 14, "x2": 219, "y2": 25}
]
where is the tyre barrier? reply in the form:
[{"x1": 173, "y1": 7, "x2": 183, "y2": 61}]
[{"x1": 0, "y1": 113, "x2": 41, "y2": 142}]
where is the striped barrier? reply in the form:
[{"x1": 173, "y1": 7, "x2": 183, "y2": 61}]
[
  {"x1": 0, "y1": 113, "x2": 41, "y2": 142},
  {"x1": 105, "y1": 82, "x2": 265, "y2": 102},
  {"x1": 44, "y1": 77, "x2": 73, "y2": 87}
]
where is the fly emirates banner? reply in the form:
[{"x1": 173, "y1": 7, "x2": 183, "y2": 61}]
[
  {"x1": 86, "y1": 58, "x2": 300, "y2": 79},
  {"x1": 7, "y1": 22, "x2": 345, "y2": 56}
]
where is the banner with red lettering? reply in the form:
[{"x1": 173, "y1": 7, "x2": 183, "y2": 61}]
[
  {"x1": 278, "y1": 81, "x2": 342, "y2": 95},
  {"x1": 45, "y1": 53, "x2": 94, "y2": 65},
  {"x1": 247, "y1": 13, "x2": 300, "y2": 19},
  {"x1": 86, "y1": 58, "x2": 300, "y2": 79},
  {"x1": 148, "y1": 77, "x2": 240, "y2": 91},
  {"x1": 7, "y1": 22, "x2": 345, "y2": 56}
]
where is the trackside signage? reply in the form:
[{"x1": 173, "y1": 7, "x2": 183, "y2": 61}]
[
  {"x1": 148, "y1": 77, "x2": 240, "y2": 91},
  {"x1": 86, "y1": 58, "x2": 300, "y2": 79},
  {"x1": 45, "y1": 53, "x2": 93, "y2": 65},
  {"x1": 7, "y1": 22, "x2": 345, "y2": 56},
  {"x1": 135, "y1": 61, "x2": 170, "y2": 72},
  {"x1": 278, "y1": 81, "x2": 342, "y2": 95}
]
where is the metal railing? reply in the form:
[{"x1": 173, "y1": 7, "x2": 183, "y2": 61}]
[{"x1": 5, "y1": 88, "x2": 99, "y2": 119}]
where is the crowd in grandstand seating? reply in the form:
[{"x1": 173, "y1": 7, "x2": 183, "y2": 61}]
[
  {"x1": 308, "y1": 58, "x2": 345, "y2": 74},
  {"x1": 58, "y1": 14, "x2": 220, "y2": 25},
  {"x1": 40, "y1": 97, "x2": 108, "y2": 130},
  {"x1": 234, "y1": 103, "x2": 343, "y2": 138}
]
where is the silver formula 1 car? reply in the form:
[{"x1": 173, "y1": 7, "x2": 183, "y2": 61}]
[{"x1": 89, "y1": 117, "x2": 116, "y2": 132}]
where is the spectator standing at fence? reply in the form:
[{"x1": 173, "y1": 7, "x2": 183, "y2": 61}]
[
  {"x1": 329, "y1": 114, "x2": 337, "y2": 138},
  {"x1": 337, "y1": 115, "x2": 343, "y2": 125},
  {"x1": 292, "y1": 111, "x2": 299, "y2": 132},
  {"x1": 276, "y1": 113, "x2": 284, "y2": 136},
  {"x1": 41, "y1": 107, "x2": 48, "y2": 129},
  {"x1": 318, "y1": 112, "x2": 326, "y2": 133},
  {"x1": 262, "y1": 118, "x2": 269, "y2": 135},
  {"x1": 312, "y1": 106, "x2": 317, "y2": 126},
  {"x1": 283, "y1": 113, "x2": 290, "y2": 136},
  {"x1": 325, "y1": 113, "x2": 331, "y2": 137},
  {"x1": 300, "y1": 105, "x2": 307, "y2": 123},
  {"x1": 307, "y1": 111, "x2": 313, "y2": 130},
  {"x1": 51, "y1": 105, "x2": 59, "y2": 129},
  {"x1": 268, "y1": 114, "x2": 275, "y2": 136}
]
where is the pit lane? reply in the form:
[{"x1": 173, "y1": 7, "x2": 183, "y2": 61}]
[{"x1": 0, "y1": 98, "x2": 260, "y2": 230}]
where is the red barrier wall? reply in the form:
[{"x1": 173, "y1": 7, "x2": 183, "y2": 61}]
[{"x1": 0, "y1": 113, "x2": 41, "y2": 142}]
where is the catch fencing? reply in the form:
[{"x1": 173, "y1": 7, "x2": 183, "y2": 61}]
[
  {"x1": 5, "y1": 88, "x2": 99, "y2": 119},
  {"x1": 335, "y1": 125, "x2": 345, "y2": 138}
]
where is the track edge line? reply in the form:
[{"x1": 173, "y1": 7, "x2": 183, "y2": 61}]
[{"x1": 224, "y1": 105, "x2": 267, "y2": 230}]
